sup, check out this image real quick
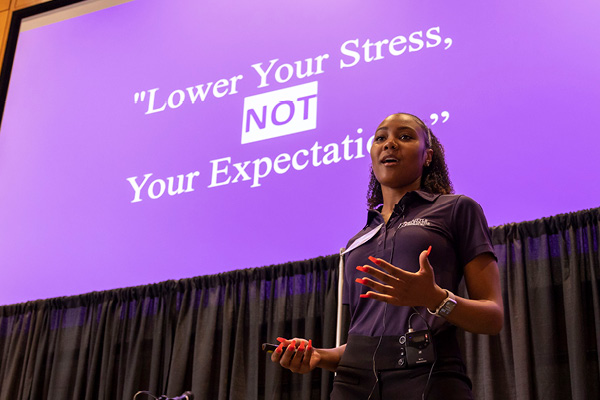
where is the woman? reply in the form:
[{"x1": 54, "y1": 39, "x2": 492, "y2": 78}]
[{"x1": 271, "y1": 113, "x2": 504, "y2": 399}]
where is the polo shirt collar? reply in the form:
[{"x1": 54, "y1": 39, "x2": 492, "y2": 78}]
[
  {"x1": 366, "y1": 190, "x2": 441, "y2": 225},
  {"x1": 410, "y1": 190, "x2": 441, "y2": 203}
]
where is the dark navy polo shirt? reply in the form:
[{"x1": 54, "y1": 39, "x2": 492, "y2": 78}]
[{"x1": 343, "y1": 190, "x2": 496, "y2": 337}]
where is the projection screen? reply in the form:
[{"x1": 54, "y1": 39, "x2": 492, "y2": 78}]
[{"x1": 0, "y1": 0, "x2": 598, "y2": 305}]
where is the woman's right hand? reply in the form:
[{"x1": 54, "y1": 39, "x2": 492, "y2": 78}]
[{"x1": 271, "y1": 337, "x2": 322, "y2": 374}]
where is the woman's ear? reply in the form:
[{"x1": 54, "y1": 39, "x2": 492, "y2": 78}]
[{"x1": 424, "y1": 148, "x2": 433, "y2": 166}]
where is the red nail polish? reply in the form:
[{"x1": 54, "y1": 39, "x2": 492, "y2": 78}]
[
  {"x1": 288, "y1": 340, "x2": 296, "y2": 351},
  {"x1": 298, "y1": 341, "x2": 305, "y2": 352},
  {"x1": 275, "y1": 343, "x2": 283, "y2": 354},
  {"x1": 355, "y1": 278, "x2": 365, "y2": 284},
  {"x1": 307, "y1": 339, "x2": 312, "y2": 351},
  {"x1": 356, "y1": 266, "x2": 368, "y2": 272},
  {"x1": 368, "y1": 256, "x2": 380, "y2": 265},
  {"x1": 360, "y1": 293, "x2": 370, "y2": 298},
  {"x1": 276, "y1": 337, "x2": 286, "y2": 343},
  {"x1": 427, "y1": 246, "x2": 432, "y2": 256}
]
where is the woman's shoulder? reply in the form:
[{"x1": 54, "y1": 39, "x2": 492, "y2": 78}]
[
  {"x1": 436, "y1": 193, "x2": 483, "y2": 208},
  {"x1": 432, "y1": 193, "x2": 488, "y2": 223}
]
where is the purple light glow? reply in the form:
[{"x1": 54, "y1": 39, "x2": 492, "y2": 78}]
[{"x1": 0, "y1": 0, "x2": 598, "y2": 305}]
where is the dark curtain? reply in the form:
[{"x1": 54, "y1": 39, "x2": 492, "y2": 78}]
[
  {"x1": 1, "y1": 208, "x2": 599, "y2": 400},
  {"x1": 0, "y1": 256, "x2": 340, "y2": 400},
  {"x1": 459, "y1": 207, "x2": 600, "y2": 400}
]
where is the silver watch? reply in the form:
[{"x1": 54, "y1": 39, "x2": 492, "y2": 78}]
[{"x1": 428, "y1": 290, "x2": 457, "y2": 318}]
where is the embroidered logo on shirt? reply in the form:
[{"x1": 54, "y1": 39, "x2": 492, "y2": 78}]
[{"x1": 398, "y1": 218, "x2": 431, "y2": 229}]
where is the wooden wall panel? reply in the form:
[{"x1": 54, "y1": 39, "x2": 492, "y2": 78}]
[
  {"x1": 15, "y1": 0, "x2": 50, "y2": 10},
  {"x1": 0, "y1": 0, "x2": 11, "y2": 12},
  {"x1": 0, "y1": 10, "x2": 8, "y2": 71},
  {"x1": 0, "y1": 11, "x2": 7, "y2": 44}
]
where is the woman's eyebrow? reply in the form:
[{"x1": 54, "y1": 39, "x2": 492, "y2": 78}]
[{"x1": 375, "y1": 126, "x2": 416, "y2": 134}]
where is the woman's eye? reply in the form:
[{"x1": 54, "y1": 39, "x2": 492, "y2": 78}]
[
  {"x1": 400, "y1": 134, "x2": 412, "y2": 141},
  {"x1": 374, "y1": 136, "x2": 385, "y2": 142}
]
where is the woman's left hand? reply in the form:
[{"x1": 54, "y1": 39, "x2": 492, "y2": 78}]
[{"x1": 355, "y1": 246, "x2": 446, "y2": 310}]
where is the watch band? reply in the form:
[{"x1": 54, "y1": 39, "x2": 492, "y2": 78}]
[{"x1": 428, "y1": 290, "x2": 457, "y2": 318}]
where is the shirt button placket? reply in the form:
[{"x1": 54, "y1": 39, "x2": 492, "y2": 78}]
[{"x1": 378, "y1": 226, "x2": 385, "y2": 247}]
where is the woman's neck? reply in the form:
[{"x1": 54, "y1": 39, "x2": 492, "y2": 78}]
[{"x1": 380, "y1": 182, "x2": 421, "y2": 220}]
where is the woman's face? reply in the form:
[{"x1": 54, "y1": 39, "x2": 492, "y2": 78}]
[{"x1": 370, "y1": 114, "x2": 432, "y2": 192}]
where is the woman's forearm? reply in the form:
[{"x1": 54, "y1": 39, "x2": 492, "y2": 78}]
[
  {"x1": 435, "y1": 254, "x2": 504, "y2": 335},
  {"x1": 316, "y1": 344, "x2": 346, "y2": 372},
  {"x1": 440, "y1": 295, "x2": 504, "y2": 335}
]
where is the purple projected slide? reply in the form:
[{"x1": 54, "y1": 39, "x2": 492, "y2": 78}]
[{"x1": 0, "y1": 0, "x2": 598, "y2": 305}]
